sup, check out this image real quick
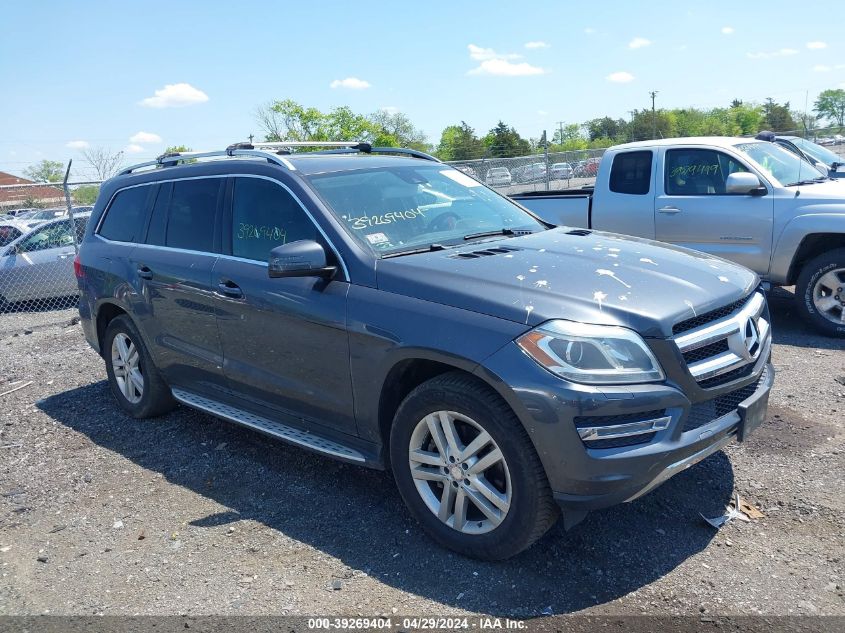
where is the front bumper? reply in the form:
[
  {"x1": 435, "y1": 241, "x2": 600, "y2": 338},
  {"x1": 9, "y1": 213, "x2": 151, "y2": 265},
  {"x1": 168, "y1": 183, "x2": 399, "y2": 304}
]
[{"x1": 476, "y1": 340, "x2": 774, "y2": 513}]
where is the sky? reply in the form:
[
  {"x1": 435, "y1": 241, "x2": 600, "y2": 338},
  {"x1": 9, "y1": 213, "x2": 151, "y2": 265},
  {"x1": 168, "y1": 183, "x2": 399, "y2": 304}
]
[{"x1": 1, "y1": 0, "x2": 843, "y2": 180}]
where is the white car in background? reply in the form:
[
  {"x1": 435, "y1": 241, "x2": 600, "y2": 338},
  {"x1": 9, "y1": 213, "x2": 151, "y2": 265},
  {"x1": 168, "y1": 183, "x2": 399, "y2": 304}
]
[{"x1": 485, "y1": 167, "x2": 512, "y2": 187}]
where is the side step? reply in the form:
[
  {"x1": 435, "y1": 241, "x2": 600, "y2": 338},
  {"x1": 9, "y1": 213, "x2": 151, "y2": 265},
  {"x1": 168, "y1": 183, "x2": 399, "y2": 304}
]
[{"x1": 171, "y1": 388, "x2": 366, "y2": 463}]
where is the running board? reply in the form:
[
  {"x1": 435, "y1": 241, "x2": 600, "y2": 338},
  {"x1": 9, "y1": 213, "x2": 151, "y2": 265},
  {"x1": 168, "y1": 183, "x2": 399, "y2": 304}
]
[{"x1": 171, "y1": 388, "x2": 366, "y2": 463}]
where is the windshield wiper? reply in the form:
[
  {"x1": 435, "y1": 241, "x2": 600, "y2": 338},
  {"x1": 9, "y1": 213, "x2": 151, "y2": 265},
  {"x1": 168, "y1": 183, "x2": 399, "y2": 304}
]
[
  {"x1": 380, "y1": 243, "x2": 447, "y2": 259},
  {"x1": 463, "y1": 228, "x2": 535, "y2": 241},
  {"x1": 785, "y1": 177, "x2": 826, "y2": 186}
]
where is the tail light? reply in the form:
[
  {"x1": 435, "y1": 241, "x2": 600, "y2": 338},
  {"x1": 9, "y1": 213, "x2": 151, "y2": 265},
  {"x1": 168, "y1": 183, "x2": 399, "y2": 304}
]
[{"x1": 73, "y1": 253, "x2": 84, "y2": 279}]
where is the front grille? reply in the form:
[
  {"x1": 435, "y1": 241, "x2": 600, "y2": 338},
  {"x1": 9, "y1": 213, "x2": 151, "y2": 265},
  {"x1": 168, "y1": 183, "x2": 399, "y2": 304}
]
[
  {"x1": 673, "y1": 291, "x2": 770, "y2": 389},
  {"x1": 574, "y1": 409, "x2": 665, "y2": 450},
  {"x1": 683, "y1": 366, "x2": 769, "y2": 433},
  {"x1": 673, "y1": 296, "x2": 748, "y2": 335}
]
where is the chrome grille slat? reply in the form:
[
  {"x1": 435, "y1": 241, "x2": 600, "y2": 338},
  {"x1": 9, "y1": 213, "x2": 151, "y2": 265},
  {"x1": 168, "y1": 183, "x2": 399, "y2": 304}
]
[{"x1": 673, "y1": 291, "x2": 770, "y2": 387}]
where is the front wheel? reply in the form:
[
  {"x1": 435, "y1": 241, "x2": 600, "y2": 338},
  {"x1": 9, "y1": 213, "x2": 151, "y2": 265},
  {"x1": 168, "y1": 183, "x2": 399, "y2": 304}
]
[
  {"x1": 795, "y1": 248, "x2": 845, "y2": 337},
  {"x1": 390, "y1": 372, "x2": 558, "y2": 560}
]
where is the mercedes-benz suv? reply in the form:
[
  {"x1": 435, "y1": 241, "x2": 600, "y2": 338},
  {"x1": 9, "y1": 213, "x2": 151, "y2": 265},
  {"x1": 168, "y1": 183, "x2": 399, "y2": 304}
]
[{"x1": 76, "y1": 142, "x2": 774, "y2": 560}]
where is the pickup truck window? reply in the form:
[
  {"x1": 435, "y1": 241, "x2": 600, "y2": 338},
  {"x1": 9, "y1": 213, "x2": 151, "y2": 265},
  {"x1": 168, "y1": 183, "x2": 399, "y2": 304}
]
[
  {"x1": 734, "y1": 141, "x2": 821, "y2": 186},
  {"x1": 609, "y1": 151, "x2": 652, "y2": 195},
  {"x1": 665, "y1": 149, "x2": 747, "y2": 195},
  {"x1": 307, "y1": 165, "x2": 543, "y2": 255}
]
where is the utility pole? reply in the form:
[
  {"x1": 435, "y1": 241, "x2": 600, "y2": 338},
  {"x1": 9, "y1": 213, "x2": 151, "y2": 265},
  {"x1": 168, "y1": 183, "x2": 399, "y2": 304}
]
[
  {"x1": 556, "y1": 121, "x2": 565, "y2": 146},
  {"x1": 649, "y1": 91, "x2": 659, "y2": 139},
  {"x1": 248, "y1": 133, "x2": 255, "y2": 144},
  {"x1": 628, "y1": 110, "x2": 636, "y2": 141}
]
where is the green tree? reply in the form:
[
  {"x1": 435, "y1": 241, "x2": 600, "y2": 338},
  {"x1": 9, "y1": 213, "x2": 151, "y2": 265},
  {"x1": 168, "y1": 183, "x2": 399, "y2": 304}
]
[
  {"x1": 585, "y1": 117, "x2": 627, "y2": 142},
  {"x1": 728, "y1": 102, "x2": 764, "y2": 135},
  {"x1": 436, "y1": 122, "x2": 485, "y2": 160},
  {"x1": 72, "y1": 185, "x2": 100, "y2": 205},
  {"x1": 163, "y1": 145, "x2": 192, "y2": 154},
  {"x1": 24, "y1": 159, "x2": 64, "y2": 183},
  {"x1": 814, "y1": 89, "x2": 845, "y2": 127},
  {"x1": 483, "y1": 121, "x2": 530, "y2": 158},
  {"x1": 762, "y1": 98, "x2": 797, "y2": 132},
  {"x1": 368, "y1": 110, "x2": 429, "y2": 150}
]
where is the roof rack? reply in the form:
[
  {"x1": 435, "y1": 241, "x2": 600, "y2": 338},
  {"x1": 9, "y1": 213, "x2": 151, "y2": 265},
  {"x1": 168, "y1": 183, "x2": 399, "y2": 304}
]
[{"x1": 118, "y1": 140, "x2": 439, "y2": 175}]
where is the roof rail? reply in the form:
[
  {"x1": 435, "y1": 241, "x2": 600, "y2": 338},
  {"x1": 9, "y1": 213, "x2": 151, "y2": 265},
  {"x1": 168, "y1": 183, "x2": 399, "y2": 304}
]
[{"x1": 117, "y1": 140, "x2": 439, "y2": 176}]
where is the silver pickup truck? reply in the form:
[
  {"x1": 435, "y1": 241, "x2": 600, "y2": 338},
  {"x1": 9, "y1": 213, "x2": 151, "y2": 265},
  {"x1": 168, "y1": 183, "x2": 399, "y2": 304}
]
[{"x1": 513, "y1": 137, "x2": 845, "y2": 337}]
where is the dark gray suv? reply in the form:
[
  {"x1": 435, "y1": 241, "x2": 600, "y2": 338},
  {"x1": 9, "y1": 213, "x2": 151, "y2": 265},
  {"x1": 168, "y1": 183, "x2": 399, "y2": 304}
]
[{"x1": 76, "y1": 143, "x2": 774, "y2": 560}]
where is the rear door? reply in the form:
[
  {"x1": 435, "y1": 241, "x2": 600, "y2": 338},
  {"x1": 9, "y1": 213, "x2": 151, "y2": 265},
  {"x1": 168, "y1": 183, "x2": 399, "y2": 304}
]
[
  {"x1": 121, "y1": 178, "x2": 226, "y2": 393},
  {"x1": 591, "y1": 149, "x2": 656, "y2": 237},
  {"x1": 212, "y1": 175, "x2": 356, "y2": 435},
  {"x1": 653, "y1": 146, "x2": 774, "y2": 273}
]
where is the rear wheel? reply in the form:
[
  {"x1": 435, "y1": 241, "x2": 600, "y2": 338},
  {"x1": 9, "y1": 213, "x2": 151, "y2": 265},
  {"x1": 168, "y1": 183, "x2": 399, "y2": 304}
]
[
  {"x1": 795, "y1": 248, "x2": 845, "y2": 337},
  {"x1": 390, "y1": 372, "x2": 558, "y2": 560},
  {"x1": 104, "y1": 315, "x2": 176, "y2": 418}
]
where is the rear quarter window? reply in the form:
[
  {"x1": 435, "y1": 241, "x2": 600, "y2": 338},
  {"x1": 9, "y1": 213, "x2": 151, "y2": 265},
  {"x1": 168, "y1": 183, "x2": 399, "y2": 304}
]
[
  {"x1": 98, "y1": 186, "x2": 152, "y2": 242},
  {"x1": 609, "y1": 151, "x2": 652, "y2": 195}
]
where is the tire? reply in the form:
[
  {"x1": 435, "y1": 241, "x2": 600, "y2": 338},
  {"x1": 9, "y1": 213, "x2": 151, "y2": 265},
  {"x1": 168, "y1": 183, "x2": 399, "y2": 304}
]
[
  {"x1": 795, "y1": 248, "x2": 845, "y2": 338},
  {"x1": 389, "y1": 372, "x2": 559, "y2": 560},
  {"x1": 103, "y1": 315, "x2": 176, "y2": 418}
]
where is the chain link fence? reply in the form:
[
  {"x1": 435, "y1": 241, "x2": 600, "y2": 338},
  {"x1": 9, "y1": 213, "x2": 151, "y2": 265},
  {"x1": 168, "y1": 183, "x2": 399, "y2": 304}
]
[
  {"x1": 447, "y1": 148, "x2": 606, "y2": 195},
  {"x1": 0, "y1": 177, "x2": 102, "y2": 334}
]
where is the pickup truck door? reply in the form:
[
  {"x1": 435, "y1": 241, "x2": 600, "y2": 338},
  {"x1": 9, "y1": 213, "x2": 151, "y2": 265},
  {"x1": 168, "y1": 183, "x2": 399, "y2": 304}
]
[{"x1": 653, "y1": 146, "x2": 774, "y2": 274}]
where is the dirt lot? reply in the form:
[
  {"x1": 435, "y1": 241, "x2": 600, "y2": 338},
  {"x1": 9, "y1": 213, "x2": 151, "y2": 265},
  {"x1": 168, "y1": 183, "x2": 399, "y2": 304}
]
[{"x1": 0, "y1": 291, "x2": 843, "y2": 618}]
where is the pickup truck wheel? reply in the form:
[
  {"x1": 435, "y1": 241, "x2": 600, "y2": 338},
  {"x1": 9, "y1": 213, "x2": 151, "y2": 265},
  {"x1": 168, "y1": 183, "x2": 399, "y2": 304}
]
[
  {"x1": 796, "y1": 248, "x2": 845, "y2": 337},
  {"x1": 390, "y1": 372, "x2": 559, "y2": 560},
  {"x1": 104, "y1": 315, "x2": 176, "y2": 418}
]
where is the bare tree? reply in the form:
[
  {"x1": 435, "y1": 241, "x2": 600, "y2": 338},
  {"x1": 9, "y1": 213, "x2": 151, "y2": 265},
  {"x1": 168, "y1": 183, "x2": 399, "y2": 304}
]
[{"x1": 81, "y1": 147, "x2": 125, "y2": 180}]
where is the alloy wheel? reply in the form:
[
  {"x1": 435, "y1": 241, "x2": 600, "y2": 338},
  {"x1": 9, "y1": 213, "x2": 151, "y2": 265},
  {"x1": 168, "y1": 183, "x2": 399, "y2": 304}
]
[
  {"x1": 111, "y1": 333, "x2": 143, "y2": 404},
  {"x1": 408, "y1": 410, "x2": 512, "y2": 535},
  {"x1": 812, "y1": 267, "x2": 845, "y2": 325}
]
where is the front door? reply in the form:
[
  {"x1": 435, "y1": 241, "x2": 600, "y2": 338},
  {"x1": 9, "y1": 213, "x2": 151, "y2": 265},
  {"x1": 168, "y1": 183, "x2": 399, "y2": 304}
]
[
  {"x1": 213, "y1": 175, "x2": 356, "y2": 435},
  {"x1": 654, "y1": 147, "x2": 774, "y2": 274}
]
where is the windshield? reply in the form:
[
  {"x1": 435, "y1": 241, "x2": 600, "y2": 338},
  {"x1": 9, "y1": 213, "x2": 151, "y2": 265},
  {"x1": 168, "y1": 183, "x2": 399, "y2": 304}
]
[
  {"x1": 734, "y1": 141, "x2": 823, "y2": 186},
  {"x1": 307, "y1": 165, "x2": 544, "y2": 255},
  {"x1": 790, "y1": 137, "x2": 841, "y2": 167}
]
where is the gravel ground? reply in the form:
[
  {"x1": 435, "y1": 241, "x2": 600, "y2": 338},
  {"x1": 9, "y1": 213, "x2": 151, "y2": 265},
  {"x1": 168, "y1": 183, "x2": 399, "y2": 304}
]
[{"x1": 0, "y1": 291, "x2": 842, "y2": 618}]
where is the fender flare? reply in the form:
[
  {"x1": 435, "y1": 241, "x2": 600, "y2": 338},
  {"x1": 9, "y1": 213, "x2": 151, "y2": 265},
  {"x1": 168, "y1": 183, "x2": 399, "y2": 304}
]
[{"x1": 770, "y1": 211, "x2": 845, "y2": 284}]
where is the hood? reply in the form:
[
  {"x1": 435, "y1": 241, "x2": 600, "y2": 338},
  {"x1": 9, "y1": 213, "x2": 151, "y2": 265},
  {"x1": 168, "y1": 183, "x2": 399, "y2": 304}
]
[
  {"x1": 376, "y1": 228, "x2": 759, "y2": 338},
  {"x1": 790, "y1": 178, "x2": 845, "y2": 200}
]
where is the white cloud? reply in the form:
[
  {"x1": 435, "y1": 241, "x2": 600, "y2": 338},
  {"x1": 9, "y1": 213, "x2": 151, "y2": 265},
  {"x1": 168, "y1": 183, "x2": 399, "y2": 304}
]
[
  {"x1": 66, "y1": 140, "x2": 89, "y2": 149},
  {"x1": 379, "y1": 106, "x2": 399, "y2": 115},
  {"x1": 124, "y1": 144, "x2": 145, "y2": 154},
  {"x1": 140, "y1": 83, "x2": 209, "y2": 108},
  {"x1": 747, "y1": 48, "x2": 799, "y2": 59},
  {"x1": 524, "y1": 41, "x2": 549, "y2": 49},
  {"x1": 468, "y1": 44, "x2": 521, "y2": 61},
  {"x1": 329, "y1": 77, "x2": 371, "y2": 89},
  {"x1": 628, "y1": 37, "x2": 651, "y2": 49},
  {"x1": 584, "y1": 27, "x2": 596, "y2": 35},
  {"x1": 606, "y1": 71, "x2": 635, "y2": 83},
  {"x1": 129, "y1": 131, "x2": 162, "y2": 144},
  {"x1": 466, "y1": 43, "x2": 545, "y2": 76},
  {"x1": 806, "y1": 41, "x2": 827, "y2": 49},
  {"x1": 813, "y1": 65, "x2": 832, "y2": 72},
  {"x1": 468, "y1": 58, "x2": 546, "y2": 76},
  {"x1": 721, "y1": 26, "x2": 734, "y2": 35}
]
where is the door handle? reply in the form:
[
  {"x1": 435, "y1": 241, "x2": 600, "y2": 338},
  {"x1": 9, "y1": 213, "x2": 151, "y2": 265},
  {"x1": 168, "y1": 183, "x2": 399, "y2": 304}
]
[
  {"x1": 57, "y1": 253, "x2": 74, "y2": 260},
  {"x1": 217, "y1": 280, "x2": 243, "y2": 298},
  {"x1": 137, "y1": 266, "x2": 154, "y2": 280},
  {"x1": 657, "y1": 205, "x2": 682, "y2": 214}
]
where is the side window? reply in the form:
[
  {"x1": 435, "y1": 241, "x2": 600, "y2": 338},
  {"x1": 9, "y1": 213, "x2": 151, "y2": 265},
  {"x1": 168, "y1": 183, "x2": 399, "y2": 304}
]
[
  {"x1": 0, "y1": 227, "x2": 22, "y2": 248},
  {"x1": 19, "y1": 220, "x2": 75, "y2": 253},
  {"x1": 665, "y1": 149, "x2": 746, "y2": 195},
  {"x1": 231, "y1": 178, "x2": 318, "y2": 262},
  {"x1": 609, "y1": 151, "x2": 652, "y2": 195},
  {"x1": 98, "y1": 186, "x2": 150, "y2": 242},
  {"x1": 165, "y1": 179, "x2": 221, "y2": 252},
  {"x1": 146, "y1": 182, "x2": 171, "y2": 246}
]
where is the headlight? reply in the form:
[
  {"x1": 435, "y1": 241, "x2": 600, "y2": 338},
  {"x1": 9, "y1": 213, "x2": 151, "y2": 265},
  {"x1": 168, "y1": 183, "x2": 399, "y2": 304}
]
[{"x1": 516, "y1": 320, "x2": 664, "y2": 385}]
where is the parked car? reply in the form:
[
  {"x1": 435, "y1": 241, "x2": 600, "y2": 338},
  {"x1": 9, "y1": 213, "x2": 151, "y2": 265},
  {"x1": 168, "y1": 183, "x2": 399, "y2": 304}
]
[
  {"x1": 0, "y1": 212, "x2": 90, "y2": 306},
  {"x1": 550, "y1": 162, "x2": 574, "y2": 180},
  {"x1": 513, "y1": 136, "x2": 845, "y2": 337},
  {"x1": 0, "y1": 218, "x2": 32, "y2": 248},
  {"x1": 767, "y1": 135, "x2": 844, "y2": 180},
  {"x1": 484, "y1": 166, "x2": 512, "y2": 187},
  {"x1": 76, "y1": 143, "x2": 772, "y2": 560},
  {"x1": 513, "y1": 162, "x2": 548, "y2": 183}
]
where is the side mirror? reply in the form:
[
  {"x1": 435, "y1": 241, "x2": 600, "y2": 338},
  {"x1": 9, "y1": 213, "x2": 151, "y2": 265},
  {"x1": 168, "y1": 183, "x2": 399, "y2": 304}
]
[
  {"x1": 268, "y1": 240, "x2": 336, "y2": 279},
  {"x1": 726, "y1": 172, "x2": 766, "y2": 196}
]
